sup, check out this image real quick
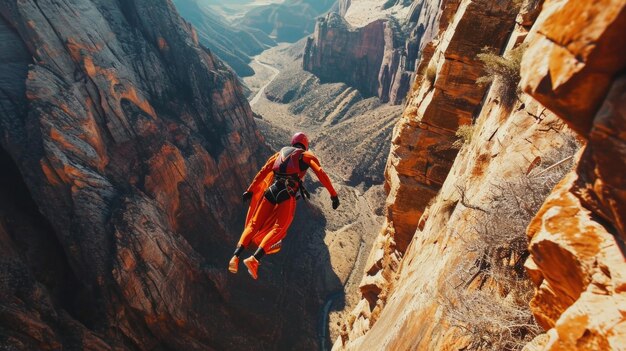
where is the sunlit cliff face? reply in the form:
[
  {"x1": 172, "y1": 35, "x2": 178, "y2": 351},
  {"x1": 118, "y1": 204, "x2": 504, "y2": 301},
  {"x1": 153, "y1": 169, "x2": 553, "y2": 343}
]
[{"x1": 333, "y1": 0, "x2": 626, "y2": 350}]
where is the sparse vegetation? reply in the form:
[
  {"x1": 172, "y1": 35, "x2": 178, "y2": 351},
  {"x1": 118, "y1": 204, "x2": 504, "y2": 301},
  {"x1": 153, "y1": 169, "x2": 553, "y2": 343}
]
[
  {"x1": 440, "y1": 135, "x2": 580, "y2": 350},
  {"x1": 453, "y1": 124, "x2": 475, "y2": 149},
  {"x1": 476, "y1": 43, "x2": 528, "y2": 108},
  {"x1": 421, "y1": 61, "x2": 437, "y2": 87}
]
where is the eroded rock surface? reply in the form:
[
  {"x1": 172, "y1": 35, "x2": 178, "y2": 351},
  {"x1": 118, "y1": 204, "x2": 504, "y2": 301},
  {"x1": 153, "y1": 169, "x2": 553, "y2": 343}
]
[
  {"x1": 384, "y1": 0, "x2": 517, "y2": 253},
  {"x1": 0, "y1": 0, "x2": 337, "y2": 349},
  {"x1": 303, "y1": 13, "x2": 388, "y2": 99},
  {"x1": 303, "y1": 0, "x2": 448, "y2": 105},
  {"x1": 334, "y1": 0, "x2": 626, "y2": 350},
  {"x1": 522, "y1": 0, "x2": 626, "y2": 348}
]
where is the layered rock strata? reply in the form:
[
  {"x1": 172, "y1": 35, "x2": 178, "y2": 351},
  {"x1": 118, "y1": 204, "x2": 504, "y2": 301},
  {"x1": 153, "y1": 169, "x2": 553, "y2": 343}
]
[
  {"x1": 303, "y1": 13, "x2": 388, "y2": 100},
  {"x1": 0, "y1": 0, "x2": 336, "y2": 349},
  {"x1": 334, "y1": 57, "x2": 575, "y2": 351},
  {"x1": 303, "y1": 0, "x2": 463, "y2": 105},
  {"x1": 521, "y1": 0, "x2": 626, "y2": 348},
  {"x1": 384, "y1": 0, "x2": 517, "y2": 253},
  {"x1": 335, "y1": 0, "x2": 626, "y2": 350},
  {"x1": 334, "y1": 1, "x2": 523, "y2": 346}
]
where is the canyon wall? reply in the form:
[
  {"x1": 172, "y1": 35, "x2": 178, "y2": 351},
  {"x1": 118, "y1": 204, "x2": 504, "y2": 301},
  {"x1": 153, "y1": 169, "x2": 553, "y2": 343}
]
[
  {"x1": 521, "y1": 0, "x2": 626, "y2": 348},
  {"x1": 303, "y1": 13, "x2": 388, "y2": 101},
  {"x1": 382, "y1": 0, "x2": 517, "y2": 254},
  {"x1": 303, "y1": 0, "x2": 460, "y2": 105},
  {"x1": 334, "y1": 0, "x2": 625, "y2": 349},
  {"x1": 0, "y1": 0, "x2": 337, "y2": 349}
]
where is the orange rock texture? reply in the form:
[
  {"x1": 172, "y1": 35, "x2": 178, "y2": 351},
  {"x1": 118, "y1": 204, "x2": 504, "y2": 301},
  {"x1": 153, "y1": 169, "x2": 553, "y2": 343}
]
[
  {"x1": 0, "y1": 0, "x2": 338, "y2": 349},
  {"x1": 521, "y1": 0, "x2": 626, "y2": 348},
  {"x1": 334, "y1": 0, "x2": 625, "y2": 350},
  {"x1": 303, "y1": 1, "x2": 451, "y2": 105},
  {"x1": 384, "y1": 0, "x2": 518, "y2": 254}
]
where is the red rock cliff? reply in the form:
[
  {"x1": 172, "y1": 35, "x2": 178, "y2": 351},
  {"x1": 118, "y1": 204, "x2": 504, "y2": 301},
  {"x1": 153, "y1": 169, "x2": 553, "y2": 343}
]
[
  {"x1": 334, "y1": 0, "x2": 625, "y2": 350},
  {"x1": 521, "y1": 0, "x2": 626, "y2": 348},
  {"x1": 303, "y1": 0, "x2": 448, "y2": 105},
  {"x1": 303, "y1": 13, "x2": 389, "y2": 100},
  {"x1": 0, "y1": 0, "x2": 337, "y2": 349}
]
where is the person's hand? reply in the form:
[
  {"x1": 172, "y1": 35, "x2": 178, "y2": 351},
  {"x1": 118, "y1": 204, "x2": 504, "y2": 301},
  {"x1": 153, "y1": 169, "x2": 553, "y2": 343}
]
[
  {"x1": 331, "y1": 196, "x2": 340, "y2": 210},
  {"x1": 243, "y1": 191, "x2": 253, "y2": 202}
]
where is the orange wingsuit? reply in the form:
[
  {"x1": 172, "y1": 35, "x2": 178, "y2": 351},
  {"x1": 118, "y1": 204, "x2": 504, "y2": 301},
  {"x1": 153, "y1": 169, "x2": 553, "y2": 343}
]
[{"x1": 229, "y1": 132, "x2": 339, "y2": 279}]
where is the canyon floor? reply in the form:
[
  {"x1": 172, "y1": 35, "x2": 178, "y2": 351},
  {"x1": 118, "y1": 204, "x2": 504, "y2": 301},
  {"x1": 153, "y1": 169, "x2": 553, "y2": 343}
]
[{"x1": 242, "y1": 42, "x2": 400, "y2": 346}]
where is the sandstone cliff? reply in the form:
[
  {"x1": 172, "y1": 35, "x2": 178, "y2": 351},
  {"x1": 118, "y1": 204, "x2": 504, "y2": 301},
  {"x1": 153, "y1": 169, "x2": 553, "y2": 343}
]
[
  {"x1": 302, "y1": 0, "x2": 457, "y2": 105},
  {"x1": 0, "y1": 0, "x2": 338, "y2": 349},
  {"x1": 334, "y1": 0, "x2": 625, "y2": 349},
  {"x1": 303, "y1": 13, "x2": 388, "y2": 100},
  {"x1": 521, "y1": 0, "x2": 626, "y2": 348}
]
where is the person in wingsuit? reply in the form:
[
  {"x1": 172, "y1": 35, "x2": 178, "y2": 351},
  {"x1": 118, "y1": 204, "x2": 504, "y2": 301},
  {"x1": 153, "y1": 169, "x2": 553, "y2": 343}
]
[{"x1": 228, "y1": 132, "x2": 340, "y2": 279}]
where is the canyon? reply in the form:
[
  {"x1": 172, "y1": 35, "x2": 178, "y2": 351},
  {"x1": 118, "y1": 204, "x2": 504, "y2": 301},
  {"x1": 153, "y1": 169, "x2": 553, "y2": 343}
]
[
  {"x1": 0, "y1": 0, "x2": 624, "y2": 350},
  {"x1": 0, "y1": 0, "x2": 341, "y2": 349}
]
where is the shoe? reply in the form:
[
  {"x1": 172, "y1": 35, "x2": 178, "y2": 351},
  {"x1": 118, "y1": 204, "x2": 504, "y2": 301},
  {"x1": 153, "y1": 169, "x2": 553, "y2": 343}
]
[
  {"x1": 243, "y1": 256, "x2": 260, "y2": 280},
  {"x1": 228, "y1": 256, "x2": 239, "y2": 274}
]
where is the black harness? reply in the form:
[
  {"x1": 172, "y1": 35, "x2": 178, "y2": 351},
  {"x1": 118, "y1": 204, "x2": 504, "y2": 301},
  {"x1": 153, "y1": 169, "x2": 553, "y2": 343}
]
[{"x1": 264, "y1": 148, "x2": 311, "y2": 204}]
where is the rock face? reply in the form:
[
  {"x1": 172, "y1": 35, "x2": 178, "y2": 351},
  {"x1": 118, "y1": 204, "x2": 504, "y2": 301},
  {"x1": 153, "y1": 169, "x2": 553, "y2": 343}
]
[
  {"x1": 303, "y1": 13, "x2": 388, "y2": 100},
  {"x1": 334, "y1": 0, "x2": 525, "y2": 346},
  {"x1": 0, "y1": 0, "x2": 337, "y2": 349},
  {"x1": 384, "y1": 0, "x2": 517, "y2": 253},
  {"x1": 338, "y1": 0, "x2": 351, "y2": 16},
  {"x1": 303, "y1": 0, "x2": 460, "y2": 105},
  {"x1": 521, "y1": 0, "x2": 626, "y2": 348},
  {"x1": 333, "y1": 0, "x2": 626, "y2": 350}
]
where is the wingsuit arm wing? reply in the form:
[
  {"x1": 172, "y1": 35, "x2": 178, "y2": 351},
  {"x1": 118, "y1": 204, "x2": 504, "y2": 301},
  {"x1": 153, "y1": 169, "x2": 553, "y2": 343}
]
[
  {"x1": 247, "y1": 153, "x2": 278, "y2": 193},
  {"x1": 302, "y1": 152, "x2": 338, "y2": 197}
]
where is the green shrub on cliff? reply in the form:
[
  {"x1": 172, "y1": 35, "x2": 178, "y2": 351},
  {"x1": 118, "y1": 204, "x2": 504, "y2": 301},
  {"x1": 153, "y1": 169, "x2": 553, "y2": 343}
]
[
  {"x1": 453, "y1": 124, "x2": 475, "y2": 149},
  {"x1": 476, "y1": 43, "x2": 528, "y2": 107},
  {"x1": 421, "y1": 62, "x2": 437, "y2": 87}
]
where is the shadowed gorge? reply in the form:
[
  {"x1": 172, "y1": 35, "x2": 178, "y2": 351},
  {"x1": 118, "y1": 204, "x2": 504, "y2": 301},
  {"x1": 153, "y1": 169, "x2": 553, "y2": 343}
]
[{"x1": 0, "y1": 0, "x2": 341, "y2": 349}]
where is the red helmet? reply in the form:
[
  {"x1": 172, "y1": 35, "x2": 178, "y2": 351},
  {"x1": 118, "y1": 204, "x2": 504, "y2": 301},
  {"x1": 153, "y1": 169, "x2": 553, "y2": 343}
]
[{"x1": 291, "y1": 132, "x2": 309, "y2": 150}]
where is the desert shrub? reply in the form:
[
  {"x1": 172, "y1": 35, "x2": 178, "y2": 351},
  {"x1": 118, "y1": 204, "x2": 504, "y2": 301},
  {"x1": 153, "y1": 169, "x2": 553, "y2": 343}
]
[
  {"x1": 425, "y1": 64, "x2": 437, "y2": 85},
  {"x1": 441, "y1": 135, "x2": 580, "y2": 350},
  {"x1": 441, "y1": 288, "x2": 539, "y2": 351},
  {"x1": 477, "y1": 43, "x2": 527, "y2": 108},
  {"x1": 453, "y1": 124, "x2": 475, "y2": 149}
]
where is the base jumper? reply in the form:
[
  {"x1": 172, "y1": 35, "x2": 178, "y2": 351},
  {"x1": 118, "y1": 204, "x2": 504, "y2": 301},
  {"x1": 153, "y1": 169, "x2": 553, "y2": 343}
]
[{"x1": 228, "y1": 132, "x2": 340, "y2": 279}]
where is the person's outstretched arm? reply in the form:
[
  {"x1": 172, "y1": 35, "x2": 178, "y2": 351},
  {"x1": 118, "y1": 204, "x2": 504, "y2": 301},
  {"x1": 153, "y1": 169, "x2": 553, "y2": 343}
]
[
  {"x1": 246, "y1": 153, "x2": 278, "y2": 193},
  {"x1": 302, "y1": 152, "x2": 339, "y2": 208}
]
